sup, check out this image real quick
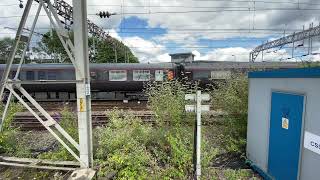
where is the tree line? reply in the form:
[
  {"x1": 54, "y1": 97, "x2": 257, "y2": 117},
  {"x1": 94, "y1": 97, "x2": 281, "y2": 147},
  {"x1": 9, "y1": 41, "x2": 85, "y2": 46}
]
[{"x1": 0, "y1": 30, "x2": 138, "y2": 64}]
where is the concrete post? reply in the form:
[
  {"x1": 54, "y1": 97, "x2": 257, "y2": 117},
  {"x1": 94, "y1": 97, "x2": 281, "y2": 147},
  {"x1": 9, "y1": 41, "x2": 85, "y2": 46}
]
[{"x1": 72, "y1": 0, "x2": 93, "y2": 168}]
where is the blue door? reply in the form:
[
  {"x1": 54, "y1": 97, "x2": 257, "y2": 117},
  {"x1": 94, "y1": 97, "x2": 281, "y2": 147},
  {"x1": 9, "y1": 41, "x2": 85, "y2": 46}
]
[{"x1": 268, "y1": 92, "x2": 304, "y2": 180}]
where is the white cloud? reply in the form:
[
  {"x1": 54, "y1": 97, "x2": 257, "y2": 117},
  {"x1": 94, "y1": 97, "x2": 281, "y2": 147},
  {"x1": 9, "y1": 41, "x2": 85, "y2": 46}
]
[
  {"x1": 108, "y1": 29, "x2": 122, "y2": 41},
  {"x1": 156, "y1": 53, "x2": 171, "y2": 62},
  {"x1": 122, "y1": 36, "x2": 166, "y2": 63},
  {"x1": 192, "y1": 47, "x2": 294, "y2": 62},
  {"x1": 1, "y1": 0, "x2": 319, "y2": 63}
]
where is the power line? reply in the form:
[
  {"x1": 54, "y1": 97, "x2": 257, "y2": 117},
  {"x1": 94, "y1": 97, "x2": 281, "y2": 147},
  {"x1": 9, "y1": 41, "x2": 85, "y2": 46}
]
[
  {"x1": 193, "y1": 0, "x2": 320, "y2": 6},
  {"x1": 88, "y1": 4, "x2": 252, "y2": 9},
  {"x1": 0, "y1": 26, "x2": 303, "y2": 32},
  {"x1": 1, "y1": 7, "x2": 320, "y2": 19},
  {"x1": 0, "y1": 15, "x2": 47, "y2": 19},
  {"x1": 2, "y1": 1, "x2": 320, "y2": 7}
]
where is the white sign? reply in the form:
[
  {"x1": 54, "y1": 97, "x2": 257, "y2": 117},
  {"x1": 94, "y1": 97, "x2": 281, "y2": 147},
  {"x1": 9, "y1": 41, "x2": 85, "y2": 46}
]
[
  {"x1": 304, "y1": 131, "x2": 320, "y2": 155},
  {"x1": 185, "y1": 105, "x2": 210, "y2": 112},
  {"x1": 85, "y1": 84, "x2": 91, "y2": 96},
  {"x1": 185, "y1": 94, "x2": 196, "y2": 101},
  {"x1": 185, "y1": 94, "x2": 210, "y2": 102}
]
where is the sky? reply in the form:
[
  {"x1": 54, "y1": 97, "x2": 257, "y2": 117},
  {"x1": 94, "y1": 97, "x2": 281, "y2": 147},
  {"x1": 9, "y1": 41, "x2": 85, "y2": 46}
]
[{"x1": 1, "y1": 0, "x2": 320, "y2": 63}]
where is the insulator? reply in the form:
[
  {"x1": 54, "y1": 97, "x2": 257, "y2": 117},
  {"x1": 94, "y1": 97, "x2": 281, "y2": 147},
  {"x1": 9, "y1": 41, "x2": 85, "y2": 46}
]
[
  {"x1": 19, "y1": 0, "x2": 24, "y2": 8},
  {"x1": 99, "y1": 11, "x2": 104, "y2": 18}
]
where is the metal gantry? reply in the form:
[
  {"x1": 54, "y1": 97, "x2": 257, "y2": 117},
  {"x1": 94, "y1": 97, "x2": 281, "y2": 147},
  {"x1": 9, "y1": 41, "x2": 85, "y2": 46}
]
[
  {"x1": 250, "y1": 23, "x2": 320, "y2": 62},
  {"x1": 34, "y1": 0, "x2": 113, "y2": 41},
  {"x1": 0, "y1": 0, "x2": 93, "y2": 169}
]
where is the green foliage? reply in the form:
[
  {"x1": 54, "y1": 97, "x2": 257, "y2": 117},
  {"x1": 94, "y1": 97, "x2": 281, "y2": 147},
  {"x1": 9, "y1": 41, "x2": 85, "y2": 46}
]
[
  {"x1": 202, "y1": 168, "x2": 256, "y2": 180},
  {"x1": 223, "y1": 169, "x2": 252, "y2": 180},
  {"x1": 0, "y1": 103, "x2": 23, "y2": 154},
  {"x1": 94, "y1": 108, "x2": 196, "y2": 179},
  {"x1": 209, "y1": 75, "x2": 248, "y2": 154},
  {"x1": 92, "y1": 37, "x2": 138, "y2": 63},
  {"x1": 300, "y1": 61, "x2": 320, "y2": 68},
  {"x1": 95, "y1": 109, "x2": 154, "y2": 179},
  {"x1": 35, "y1": 31, "x2": 138, "y2": 63},
  {"x1": 145, "y1": 80, "x2": 193, "y2": 126},
  {"x1": 39, "y1": 107, "x2": 78, "y2": 161},
  {"x1": 0, "y1": 37, "x2": 25, "y2": 64}
]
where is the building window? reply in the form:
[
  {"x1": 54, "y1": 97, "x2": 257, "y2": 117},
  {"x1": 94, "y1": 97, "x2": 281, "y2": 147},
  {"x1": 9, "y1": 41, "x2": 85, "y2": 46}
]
[
  {"x1": 109, "y1": 70, "x2": 127, "y2": 81},
  {"x1": 133, "y1": 70, "x2": 150, "y2": 81},
  {"x1": 26, "y1": 71, "x2": 34, "y2": 80},
  {"x1": 38, "y1": 71, "x2": 46, "y2": 80}
]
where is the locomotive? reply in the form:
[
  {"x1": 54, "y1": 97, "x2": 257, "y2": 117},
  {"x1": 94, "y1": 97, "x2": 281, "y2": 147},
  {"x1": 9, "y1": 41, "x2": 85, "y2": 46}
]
[{"x1": 0, "y1": 60, "x2": 299, "y2": 101}]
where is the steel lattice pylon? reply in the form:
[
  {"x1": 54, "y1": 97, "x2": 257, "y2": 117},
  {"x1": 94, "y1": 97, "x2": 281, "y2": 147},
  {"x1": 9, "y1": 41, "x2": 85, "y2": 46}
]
[{"x1": 0, "y1": 0, "x2": 93, "y2": 169}]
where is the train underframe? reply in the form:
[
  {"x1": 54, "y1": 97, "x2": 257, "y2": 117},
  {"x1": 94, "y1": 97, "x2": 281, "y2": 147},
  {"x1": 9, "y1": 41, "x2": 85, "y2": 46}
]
[{"x1": 3, "y1": 90, "x2": 148, "y2": 102}]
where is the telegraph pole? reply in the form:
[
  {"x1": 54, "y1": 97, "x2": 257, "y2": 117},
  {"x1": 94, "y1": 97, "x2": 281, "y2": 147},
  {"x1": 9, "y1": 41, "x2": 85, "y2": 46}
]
[{"x1": 73, "y1": 0, "x2": 93, "y2": 168}]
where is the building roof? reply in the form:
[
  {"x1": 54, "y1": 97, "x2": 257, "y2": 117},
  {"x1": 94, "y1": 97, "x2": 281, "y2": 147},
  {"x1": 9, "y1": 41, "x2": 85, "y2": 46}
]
[
  {"x1": 248, "y1": 67, "x2": 320, "y2": 78},
  {"x1": 169, "y1": 52, "x2": 195, "y2": 57}
]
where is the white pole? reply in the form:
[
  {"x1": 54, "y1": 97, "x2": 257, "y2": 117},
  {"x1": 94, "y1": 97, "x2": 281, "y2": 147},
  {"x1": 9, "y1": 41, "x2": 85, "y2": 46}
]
[
  {"x1": 196, "y1": 90, "x2": 202, "y2": 179},
  {"x1": 73, "y1": 0, "x2": 93, "y2": 168}
]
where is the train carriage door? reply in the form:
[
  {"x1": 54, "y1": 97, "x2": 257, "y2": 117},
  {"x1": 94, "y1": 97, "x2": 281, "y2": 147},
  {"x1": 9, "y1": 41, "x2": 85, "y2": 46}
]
[
  {"x1": 176, "y1": 64, "x2": 185, "y2": 79},
  {"x1": 268, "y1": 92, "x2": 304, "y2": 180}
]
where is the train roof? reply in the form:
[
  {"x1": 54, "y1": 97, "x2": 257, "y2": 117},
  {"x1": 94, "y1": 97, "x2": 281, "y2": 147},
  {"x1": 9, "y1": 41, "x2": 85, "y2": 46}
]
[
  {"x1": 183, "y1": 61, "x2": 301, "y2": 70},
  {"x1": 0, "y1": 63, "x2": 176, "y2": 70},
  {"x1": 0, "y1": 61, "x2": 302, "y2": 71}
]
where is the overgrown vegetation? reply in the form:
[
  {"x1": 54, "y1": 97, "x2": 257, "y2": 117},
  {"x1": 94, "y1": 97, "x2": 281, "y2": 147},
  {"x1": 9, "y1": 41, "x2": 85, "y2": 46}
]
[
  {"x1": 209, "y1": 74, "x2": 248, "y2": 154},
  {"x1": 39, "y1": 107, "x2": 78, "y2": 161},
  {"x1": 0, "y1": 103, "x2": 23, "y2": 155},
  {"x1": 0, "y1": 75, "x2": 255, "y2": 179}
]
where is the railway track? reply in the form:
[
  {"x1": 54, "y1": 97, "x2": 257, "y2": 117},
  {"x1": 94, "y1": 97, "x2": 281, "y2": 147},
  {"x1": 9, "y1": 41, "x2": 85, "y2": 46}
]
[
  {"x1": 12, "y1": 111, "x2": 226, "y2": 130},
  {"x1": 26, "y1": 100, "x2": 149, "y2": 112},
  {"x1": 10, "y1": 101, "x2": 226, "y2": 130},
  {"x1": 13, "y1": 111, "x2": 155, "y2": 130}
]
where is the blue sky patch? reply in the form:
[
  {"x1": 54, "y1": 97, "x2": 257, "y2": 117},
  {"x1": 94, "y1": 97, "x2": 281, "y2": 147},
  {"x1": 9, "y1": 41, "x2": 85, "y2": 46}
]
[{"x1": 117, "y1": 16, "x2": 167, "y2": 39}]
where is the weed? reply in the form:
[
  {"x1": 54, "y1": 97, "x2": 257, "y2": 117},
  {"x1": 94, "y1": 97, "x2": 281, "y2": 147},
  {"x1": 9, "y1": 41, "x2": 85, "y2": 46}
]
[{"x1": 209, "y1": 74, "x2": 248, "y2": 154}]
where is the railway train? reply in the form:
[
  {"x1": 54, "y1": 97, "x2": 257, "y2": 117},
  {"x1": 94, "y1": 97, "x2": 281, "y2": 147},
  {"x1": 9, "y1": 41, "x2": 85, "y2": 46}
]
[{"x1": 0, "y1": 61, "x2": 300, "y2": 101}]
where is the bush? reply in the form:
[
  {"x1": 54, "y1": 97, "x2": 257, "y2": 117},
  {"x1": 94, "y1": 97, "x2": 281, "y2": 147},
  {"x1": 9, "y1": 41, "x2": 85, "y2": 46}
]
[
  {"x1": 39, "y1": 107, "x2": 78, "y2": 161},
  {"x1": 144, "y1": 80, "x2": 194, "y2": 125},
  {"x1": 95, "y1": 109, "x2": 155, "y2": 179},
  {"x1": 209, "y1": 74, "x2": 248, "y2": 154},
  {"x1": 0, "y1": 102, "x2": 23, "y2": 154},
  {"x1": 146, "y1": 80, "x2": 196, "y2": 177},
  {"x1": 94, "y1": 79, "x2": 200, "y2": 179}
]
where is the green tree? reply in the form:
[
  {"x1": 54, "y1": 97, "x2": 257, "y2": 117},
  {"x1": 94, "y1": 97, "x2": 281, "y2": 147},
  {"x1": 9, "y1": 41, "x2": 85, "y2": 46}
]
[
  {"x1": 35, "y1": 31, "x2": 138, "y2": 63},
  {"x1": 0, "y1": 37, "x2": 25, "y2": 64}
]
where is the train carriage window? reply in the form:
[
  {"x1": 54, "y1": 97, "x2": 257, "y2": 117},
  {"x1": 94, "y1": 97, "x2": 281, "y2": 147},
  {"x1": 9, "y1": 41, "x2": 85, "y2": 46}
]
[
  {"x1": 109, "y1": 70, "x2": 127, "y2": 81},
  {"x1": 26, "y1": 71, "x2": 34, "y2": 80},
  {"x1": 10, "y1": 71, "x2": 17, "y2": 79},
  {"x1": 90, "y1": 71, "x2": 97, "y2": 80},
  {"x1": 133, "y1": 70, "x2": 150, "y2": 81},
  {"x1": 211, "y1": 71, "x2": 231, "y2": 79},
  {"x1": 38, "y1": 71, "x2": 46, "y2": 80},
  {"x1": 155, "y1": 70, "x2": 164, "y2": 81},
  {"x1": 48, "y1": 71, "x2": 57, "y2": 80}
]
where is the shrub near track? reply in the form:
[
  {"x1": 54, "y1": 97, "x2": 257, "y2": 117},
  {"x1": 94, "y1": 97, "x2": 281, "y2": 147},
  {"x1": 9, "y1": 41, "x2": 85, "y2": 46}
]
[{"x1": 0, "y1": 103, "x2": 23, "y2": 155}]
